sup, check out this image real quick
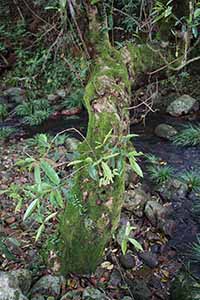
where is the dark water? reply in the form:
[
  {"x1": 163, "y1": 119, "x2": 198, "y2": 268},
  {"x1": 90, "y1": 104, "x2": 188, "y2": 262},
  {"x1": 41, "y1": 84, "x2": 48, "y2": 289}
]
[
  {"x1": 132, "y1": 112, "x2": 200, "y2": 172},
  {"x1": 131, "y1": 112, "x2": 200, "y2": 278}
]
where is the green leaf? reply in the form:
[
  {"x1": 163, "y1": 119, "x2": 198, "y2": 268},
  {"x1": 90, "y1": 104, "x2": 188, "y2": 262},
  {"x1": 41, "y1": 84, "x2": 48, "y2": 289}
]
[
  {"x1": 55, "y1": 190, "x2": 64, "y2": 208},
  {"x1": 103, "y1": 153, "x2": 119, "y2": 160},
  {"x1": 194, "y1": 8, "x2": 200, "y2": 19},
  {"x1": 121, "y1": 239, "x2": 127, "y2": 255},
  {"x1": 67, "y1": 159, "x2": 83, "y2": 166},
  {"x1": 128, "y1": 238, "x2": 143, "y2": 252},
  {"x1": 35, "y1": 224, "x2": 45, "y2": 241},
  {"x1": 41, "y1": 160, "x2": 60, "y2": 185},
  {"x1": 88, "y1": 165, "x2": 98, "y2": 180},
  {"x1": 101, "y1": 161, "x2": 114, "y2": 184},
  {"x1": 16, "y1": 157, "x2": 35, "y2": 167},
  {"x1": 34, "y1": 166, "x2": 41, "y2": 185},
  {"x1": 91, "y1": 0, "x2": 100, "y2": 4},
  {"x1": 50, "y1": 191, "x2": 56, "y2": 206},
  {"x1": 129, "y1": 157, "x2": 143, "y2": 177},
  {"x1": 23, "y1": 199, "x2": 39, "y2": 221}
]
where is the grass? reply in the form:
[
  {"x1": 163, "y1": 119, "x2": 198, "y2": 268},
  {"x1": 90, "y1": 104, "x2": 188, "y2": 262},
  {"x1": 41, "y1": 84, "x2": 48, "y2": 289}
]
[
  {"x1": 191, "y1": 235, "x2": 200, "y2": 263},
  {"x1": 147, "y1": 165, "x2": 174, "y2": 184},
  {"x1": 180, "y1": 170, "x2": 200, "y2": 192},
  {"x1": 173, "y1": 125, "x2": 200, "y2": 146},
  {"x1": 144, "y1": 153, "x2": 161, "y2": 165}
]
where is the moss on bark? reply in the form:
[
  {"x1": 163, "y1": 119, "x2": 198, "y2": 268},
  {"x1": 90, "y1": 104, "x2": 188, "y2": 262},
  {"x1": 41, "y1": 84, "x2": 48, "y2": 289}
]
[{"x1": 59, "y1": 43, "x2": 132, "y2": 274}]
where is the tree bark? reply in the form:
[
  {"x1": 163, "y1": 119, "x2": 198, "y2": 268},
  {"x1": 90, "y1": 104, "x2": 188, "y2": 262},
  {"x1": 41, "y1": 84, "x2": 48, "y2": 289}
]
[{"x1": 59, "y1": 1, "x2": 186, "y2": 275}]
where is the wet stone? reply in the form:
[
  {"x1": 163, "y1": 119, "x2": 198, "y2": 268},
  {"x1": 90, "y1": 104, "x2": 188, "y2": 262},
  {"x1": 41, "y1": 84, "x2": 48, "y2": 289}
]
[
  {"x1": 30, "y1": 275, "x2": 64, "y2": 299},
  {"x1": 155, "y1": 123, "x2": 178, "y2": 140},
  {"x1": 166, "y1": 94, "x2": 199, "y2": 117},
  {"x1": 108, "y1": 270, "x2": 122, "y2": 287},
  {"x1": 119, "y1": 253, "x2": 136, "y2": 269},
  {"x1": 138, "y1": 251, "x2": 159, "y2": 268}
]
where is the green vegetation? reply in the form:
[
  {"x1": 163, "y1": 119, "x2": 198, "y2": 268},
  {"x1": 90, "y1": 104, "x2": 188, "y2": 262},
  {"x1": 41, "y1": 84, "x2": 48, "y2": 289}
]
[
  {"x1": 0, "y1": 0, "x2": 200, "y2": 282},
  {"x1": 173, "y1": 125, "x2": 200, "y2": 146},
  {"x1": 16, "y1": 99, "x2": 52, "y2": 126},
  {"x1": 0, "y1": 127, "x2": 16, "y2": 140},
  {"x1": 191, "y1": 235, "x2": 200, "y2": 263},
  {"x1": 117, "y1": 221, "x2": 143, "y2": 255},
  {"x1": 148, "y1": 165, "x2": 174, "y2": 185},
  {"x1": 180, "y1": 170, "x2": 200, "y2": 192},
  {"x1": 0, "y1": 104, "x2": 8, "y2": 120}
]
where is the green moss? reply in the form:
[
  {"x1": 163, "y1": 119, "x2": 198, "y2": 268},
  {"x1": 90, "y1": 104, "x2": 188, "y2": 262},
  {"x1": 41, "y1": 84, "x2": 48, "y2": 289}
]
[{"x1": 59, "y1": 42, "x2": 130, "y2": 275}]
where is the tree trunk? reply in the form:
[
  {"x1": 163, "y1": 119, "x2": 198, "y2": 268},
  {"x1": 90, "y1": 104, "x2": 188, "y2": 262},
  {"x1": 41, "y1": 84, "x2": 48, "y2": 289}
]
[{"x1": 59, "y1": 1, "x2": 184, "y2": 275}]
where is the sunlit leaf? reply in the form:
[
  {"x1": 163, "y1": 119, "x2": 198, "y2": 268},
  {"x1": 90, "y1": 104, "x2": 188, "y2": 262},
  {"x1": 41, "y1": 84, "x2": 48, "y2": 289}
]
[
  {"x1": 129, "y1": 157, "x2": 143, "y2": 177},
  {"x1": 35, "y1": 224, "x2": 45, "y2": 241},
  {"x1": 23, "y1": 199, "x2": 39, "y2": 221},
  {"x1": 128, "y1": 238, "x2": 143, "y2": 252},
  {"x1": 121, "y1": 239, "x2": 127, "y2": 255}
]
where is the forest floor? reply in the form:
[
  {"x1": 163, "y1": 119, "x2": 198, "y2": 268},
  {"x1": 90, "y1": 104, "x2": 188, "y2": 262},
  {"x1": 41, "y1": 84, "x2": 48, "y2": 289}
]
[{"x1": 1, "y1": 74, "x2": 200, "y2": 299}]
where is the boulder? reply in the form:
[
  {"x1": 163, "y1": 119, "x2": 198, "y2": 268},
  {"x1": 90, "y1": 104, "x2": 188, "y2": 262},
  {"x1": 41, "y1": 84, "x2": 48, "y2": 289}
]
[
  {"x1": 0, "y1": 272, "x2": 28, "y2": 300},
  {"x1": 123, "y1": 187, "x2": 150, "y2": 217},
  {"x1": 10, "y1": 269, "x2": 32, "y2": 295},
  {"x1": 155, "y1": 123, "x2": 178, "y2": 140},
  {"x1": 144, "y1": 200, "x2": 168, "y2": 226},
  {"x1": 167, "y1": 94, "x2": 199, "y2": 117},
  {"x1": 30, "y1": 275, "x2": 64, "y2": 299},
  {"x1": 3, "y1": 88, "x2": 26, "y2": 104},
  {"x1": 158, "y1": 179, "x2": 188, "y2": 201},
  {"x1": 82, "y1": 288, "x2": 107, "y2": 300}
]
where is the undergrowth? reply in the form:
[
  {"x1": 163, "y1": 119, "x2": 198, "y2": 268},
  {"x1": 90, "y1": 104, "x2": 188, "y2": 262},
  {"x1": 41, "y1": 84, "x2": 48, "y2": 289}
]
[{"x1": 173, "y1": 125, "x2": 200, "y2": 146}]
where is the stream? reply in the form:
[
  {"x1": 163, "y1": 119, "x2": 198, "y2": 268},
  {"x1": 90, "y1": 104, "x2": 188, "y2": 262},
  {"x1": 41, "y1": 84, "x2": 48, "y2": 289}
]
[{"x1": 1, "y1": 108, "x2": 200, "y2": 298}]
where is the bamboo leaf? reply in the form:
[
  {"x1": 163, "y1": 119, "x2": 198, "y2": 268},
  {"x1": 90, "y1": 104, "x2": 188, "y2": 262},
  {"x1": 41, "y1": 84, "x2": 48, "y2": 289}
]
[
  {"x1": 55, "y1": 190, "x2": 64, "y2": 208},
  {"x1": 121, "y1": 239, "x2": 127, "y2": 255},
  {"x1": 34, "y1": 166, "x2": 41, "y2": 185},
  {"x1": 67, "y1": 159, "x2": 83, "y2": 166},
  {"x1": 128, "y1": 238, "x2": 143, "y2": 252},
  {"x1": 23, "y1": 199, "x2": 38, "y2": 221},
  {"x1": 88, "y1": 165, "x2": 98, "y2": 180},
  {"x1": 44, "y1": 212, "x2": 57, "y2": 223},
  {"x1": 41, "y1": 160, "x2": 60, "y2": 185},
  {"x1": 35, "y1": 224, "x2": 45, "y2": 241},
  {"x1": 129, "y1": 157, "x2": 143, "y2": 177}
]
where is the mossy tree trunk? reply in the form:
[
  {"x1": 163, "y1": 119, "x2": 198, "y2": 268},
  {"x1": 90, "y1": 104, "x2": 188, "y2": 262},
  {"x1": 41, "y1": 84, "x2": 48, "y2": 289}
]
[
  {"x1": 60, "y1": 3, "x2": 131, "y2": 274},
  {"x1": 59, "y1": 1, "x2": 183, "y2": 275}
]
